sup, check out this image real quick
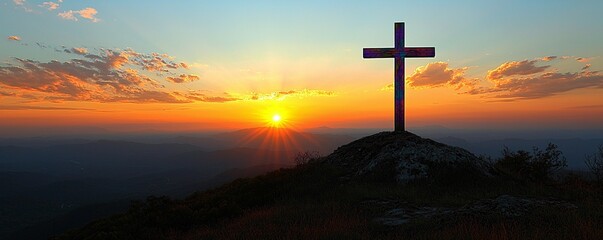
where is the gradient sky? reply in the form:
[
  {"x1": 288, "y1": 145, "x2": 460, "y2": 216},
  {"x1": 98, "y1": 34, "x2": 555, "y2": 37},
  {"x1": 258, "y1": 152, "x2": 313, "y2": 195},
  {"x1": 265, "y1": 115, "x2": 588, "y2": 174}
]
[{"x1": 1, "y1": 0, "x2": 602, "y2": 132}]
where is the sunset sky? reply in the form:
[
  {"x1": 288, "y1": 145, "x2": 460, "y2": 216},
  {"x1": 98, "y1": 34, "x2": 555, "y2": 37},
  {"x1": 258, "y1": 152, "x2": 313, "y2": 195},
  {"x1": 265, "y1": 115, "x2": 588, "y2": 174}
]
[{"x1": 1, "y1": 0, "x2": 602, "y2": 133}]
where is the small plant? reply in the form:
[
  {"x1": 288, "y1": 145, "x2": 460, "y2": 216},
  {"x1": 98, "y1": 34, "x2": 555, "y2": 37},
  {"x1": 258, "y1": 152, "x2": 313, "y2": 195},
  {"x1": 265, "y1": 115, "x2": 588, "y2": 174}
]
[
  {"x1": 494, "y1": 143, "x2": 567, "y2": 182},
  {"x1": 294, "y1": 151, "x2": 321, "y2": 166},
  {"x1": 585, "y1": 144, "x2": 603, "y2": 183}
]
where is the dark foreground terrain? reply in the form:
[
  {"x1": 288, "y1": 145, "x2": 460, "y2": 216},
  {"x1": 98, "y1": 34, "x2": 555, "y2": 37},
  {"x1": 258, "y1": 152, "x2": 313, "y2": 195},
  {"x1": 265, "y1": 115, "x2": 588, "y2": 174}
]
[
  {"x1": 1, "y1": 127, "x2": 355, "y2": 239},
  {"x1": 52, "y1": 132, "x2": 603, "y2": 240}
]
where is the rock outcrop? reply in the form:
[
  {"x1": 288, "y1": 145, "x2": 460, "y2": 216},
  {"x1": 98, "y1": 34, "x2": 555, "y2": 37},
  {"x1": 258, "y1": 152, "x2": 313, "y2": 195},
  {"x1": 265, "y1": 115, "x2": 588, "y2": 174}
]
[
  {"x1": 325, "y1": 131, "x2": 491, "y2": 182},
  {"x1": 365, "y1": 195, "x2": 578, "y2": 226}
]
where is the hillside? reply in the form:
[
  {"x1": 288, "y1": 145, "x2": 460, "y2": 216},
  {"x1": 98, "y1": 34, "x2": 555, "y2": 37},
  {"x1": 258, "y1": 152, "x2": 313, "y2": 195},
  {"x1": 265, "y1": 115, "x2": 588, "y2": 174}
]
[{"x1": 53, "y1": 131, "x2": 603, "y2": 240}]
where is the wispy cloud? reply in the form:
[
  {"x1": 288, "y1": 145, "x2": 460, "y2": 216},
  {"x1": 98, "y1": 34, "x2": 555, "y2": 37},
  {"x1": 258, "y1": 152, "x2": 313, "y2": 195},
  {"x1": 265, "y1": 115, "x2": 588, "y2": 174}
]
[
  {"x1": 183, "y1": 92, "x2": 241, "y2": 103},
  {"x1": 167, "y1": 74, "x2": 200, "y2": 83},
  {"x1": 181, "y1": 89, "x2": 336, "y2": 103},
  {"x1": 568, "y1": 104, "x2": 603, "y2": 109},
  {"x1": 131, "y1": 52, "x2": 188, "y2": 72},
  {"x1": 7, "y1": 36, "x2": 21, "y2": 41},
  {"x1": 71, "y1": 47, "x2": 87, "y2": 55},
  {"x1": 59, "y1": 7, "x2": 100, "y2": 22},
  {"x1": 540, "y1": 56, "x2": 557, "y2": 61},
  {"x1": 0, "y1": 105, "x2": 93, "y2": 111},
  {"x1": 12, "y1": 0, "x2": 33, "y2": 12},
  {"x1": 40, "y1": 1, "x2": 60, "y2": 11},
  {"x1": 0, "y1": 91, "x2": 16, "y2": 97},
  {"x1": 247, "y1": 89, "x2": 336, "y2": 101},
  {"x1": 380, "y1": 84, "x2": 394, "y2": 91}
]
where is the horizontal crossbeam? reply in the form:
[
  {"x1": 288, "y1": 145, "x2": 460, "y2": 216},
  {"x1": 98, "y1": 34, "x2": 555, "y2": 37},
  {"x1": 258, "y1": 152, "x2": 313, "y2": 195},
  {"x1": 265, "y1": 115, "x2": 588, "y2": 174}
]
[{"x1": 363, "y1": 47, "x2": 435, "y2": 58}]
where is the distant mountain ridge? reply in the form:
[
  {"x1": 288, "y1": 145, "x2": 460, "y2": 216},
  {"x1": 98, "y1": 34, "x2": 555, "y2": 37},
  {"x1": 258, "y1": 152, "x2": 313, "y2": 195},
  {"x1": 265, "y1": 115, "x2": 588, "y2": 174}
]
[
  {"x1": 0, "y1": 127, "x2": 356, "y2": 240},
  {"x1": 213, "y1": 127, "x2": 356, "y2": 154}
]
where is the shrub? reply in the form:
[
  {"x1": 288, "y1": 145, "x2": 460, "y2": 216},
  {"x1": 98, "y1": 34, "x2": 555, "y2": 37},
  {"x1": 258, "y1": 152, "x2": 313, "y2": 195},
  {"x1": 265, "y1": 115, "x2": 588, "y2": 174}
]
[
  {"x1": 494, "y1": 143, "x2": 567, "y2": 182},
  {"x1": 585, "y1": 145, "x2": 603, "y2": 183},
  {"x1": 294, "y1": 151, "x2": 321, "y2": 166}
]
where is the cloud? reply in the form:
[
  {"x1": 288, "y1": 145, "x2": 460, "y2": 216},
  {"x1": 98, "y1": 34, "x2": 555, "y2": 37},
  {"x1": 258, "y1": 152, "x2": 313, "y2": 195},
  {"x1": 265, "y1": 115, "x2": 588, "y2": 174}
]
[
  {"x1": 63, "y1": 47, "x2": 88, "y2": 55},
  {"x1": 283, "y1": 89, "x2": 335, "y2": 97},
  {"x1": 248, "y1": 89, "x2": 335, "y2": 101},
  {"x1": 406, "y1": 62, "x2": 477, "y2": 90},
  {"x1": 200, "y1": 96, "x2": 240, "y2": 103},
  {"x1": 78, "y1": 7, "x2": 99, "y2": 21},
  {"x1": 473, "y1": 70, "x2": 603, "y2": 100},
  {"x1": 0, "y1": 47, "x2": 199, "y2": 103},
  {"x1": 59, "y1": 7, "x2": 100, "y2": 22},
  {"x1": 58, "y1": 11, "x2": 76, "y2": 21},
  {"x1": 167, "y1": 74, "x2": 200, "y2": 83},
  {"x1": 0, "y1": 105, "x2": 93, "y2": 111},
  {"x1": 568, "y1": 104, "x2": 603, "y2": 109},
  {"x1": 13, "y1": 0, "x2": 34, "y2": 12},
  {"x1": 0, "y1": 91, "x2": 16, "y2": 97},
  {"x1": 72, "y1": 47, "x2": 87, "y2": 55},
  {"x1": 576, "y1": 57, "x2": 592, "y2": 63},
  {"x1": 184, "y1": 92, "x2": 240, "y2": 103},
  {"x1": 404, "y1": 56, "x2": 601, "y2": 100},
  {"x1": 40, "y1": 1, "x2": 59, "y2": 10},
  {"x1": 472, "y1": 57, "x2": 602, "y2": 100},
  {"x1": 1, "y1": 43, "x2": 335, "y2": 104},
  {"x1": 540, "y1": 56, "x2": 557, "y2": 61},
  {"x1": 486, "y1": 60, "x2": 549, "y2": 80},
  {"x1": 470, "y1": 56, "x2": 603, "y2": 100},
  {"x1": 380, "y1": 84, "x2": 394, "y2": 91},
  {"x1": 7, "y1": 36, "x2": 21, "y2": 41},
  {"x1": 106, "y1": 90, "x2": 190, "y2": 103},
  {"x1": 131, "y1": 52, "x2": 186, "y2": 72},
  {"x1": 183, "y1": 89, "x2": 336, "y2": 103}
]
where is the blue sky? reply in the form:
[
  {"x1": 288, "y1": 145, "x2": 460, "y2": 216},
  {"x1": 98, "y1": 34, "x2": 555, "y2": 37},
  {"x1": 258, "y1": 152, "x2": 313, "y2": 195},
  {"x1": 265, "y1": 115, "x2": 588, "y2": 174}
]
[{"x1": 4, "y1": 1, "x2": 602, "y2": 67}]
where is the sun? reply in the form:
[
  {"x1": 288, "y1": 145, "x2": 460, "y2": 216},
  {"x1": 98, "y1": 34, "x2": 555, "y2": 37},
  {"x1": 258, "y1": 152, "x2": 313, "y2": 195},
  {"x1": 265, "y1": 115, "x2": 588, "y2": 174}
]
[
  {"x1": 260, "y1": 108, "x2": 291, "y2": 128},
  {"x1": 272, "y1": 114, "x2": 281, "y2": 122},
  {"x1": 268, "y1": 114, "x2": 285, "y2": 128}
]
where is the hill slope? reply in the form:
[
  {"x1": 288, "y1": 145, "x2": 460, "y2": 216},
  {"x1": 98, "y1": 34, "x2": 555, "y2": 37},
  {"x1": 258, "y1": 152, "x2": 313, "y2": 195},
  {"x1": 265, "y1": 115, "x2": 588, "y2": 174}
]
[{"x1": 53, "y1": 132, "x2": 603, "y2": 240}]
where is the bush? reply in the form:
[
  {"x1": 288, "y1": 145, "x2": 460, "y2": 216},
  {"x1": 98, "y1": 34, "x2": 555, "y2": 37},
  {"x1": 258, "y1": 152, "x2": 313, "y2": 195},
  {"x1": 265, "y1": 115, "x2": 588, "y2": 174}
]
[
  {"x1": 294, "y1": 151, "x2": 321, "y2": 166},
  {"x1": 494, "y1": 143, "x2": 567, "y2": 182},
  {"x1": 585, "y1": 145, "x2": 603, "y2": 183}
]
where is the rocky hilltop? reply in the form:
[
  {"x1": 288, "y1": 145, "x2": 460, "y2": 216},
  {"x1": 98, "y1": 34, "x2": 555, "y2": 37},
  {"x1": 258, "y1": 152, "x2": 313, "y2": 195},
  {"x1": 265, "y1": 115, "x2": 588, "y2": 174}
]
[
  {"x1": 52, "y1": 131, "x2": 599, "y2": 240},
  {"x1": 325, "y1": 131, "x2": 491, "y2": 182}
]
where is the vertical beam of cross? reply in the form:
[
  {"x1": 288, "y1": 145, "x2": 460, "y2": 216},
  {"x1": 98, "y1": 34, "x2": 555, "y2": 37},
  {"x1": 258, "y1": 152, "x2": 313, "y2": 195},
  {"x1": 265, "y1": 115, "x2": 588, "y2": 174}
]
[
  {"x1": 363, "y1": 22, "x2": 435, "y2": 132},
  {"x1": 394, "y1": 23, "x2": 405, "y2": 132}
]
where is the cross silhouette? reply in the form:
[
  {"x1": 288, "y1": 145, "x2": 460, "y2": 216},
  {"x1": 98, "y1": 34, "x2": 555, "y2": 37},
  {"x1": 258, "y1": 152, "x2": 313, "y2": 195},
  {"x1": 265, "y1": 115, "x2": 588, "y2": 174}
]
[{"x1": 363, "y1": 22, "x2": 435, "y2": 131}]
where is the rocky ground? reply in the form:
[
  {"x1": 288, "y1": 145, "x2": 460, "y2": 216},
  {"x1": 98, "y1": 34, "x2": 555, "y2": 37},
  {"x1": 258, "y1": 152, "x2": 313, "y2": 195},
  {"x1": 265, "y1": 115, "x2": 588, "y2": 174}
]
[
  {"x1": 325, "y1": 131, "x2": 491, "y2": 182},
  {"x1": 366, "y1": 194, "x2": 578, "y2": 226}
]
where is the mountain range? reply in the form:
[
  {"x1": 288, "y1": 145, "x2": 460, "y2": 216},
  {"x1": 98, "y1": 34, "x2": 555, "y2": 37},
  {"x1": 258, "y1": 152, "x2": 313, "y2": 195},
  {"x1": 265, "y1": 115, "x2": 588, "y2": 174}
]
[{"x1": 1, "y1": 127, "x2": 601, "y2": 239}]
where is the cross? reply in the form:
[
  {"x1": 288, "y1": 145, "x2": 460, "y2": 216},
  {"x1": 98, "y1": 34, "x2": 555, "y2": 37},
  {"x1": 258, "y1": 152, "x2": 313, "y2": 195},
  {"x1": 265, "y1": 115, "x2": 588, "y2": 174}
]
[{"x1": 363, "y1": 22, "x2": 435, "y2": 132}]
